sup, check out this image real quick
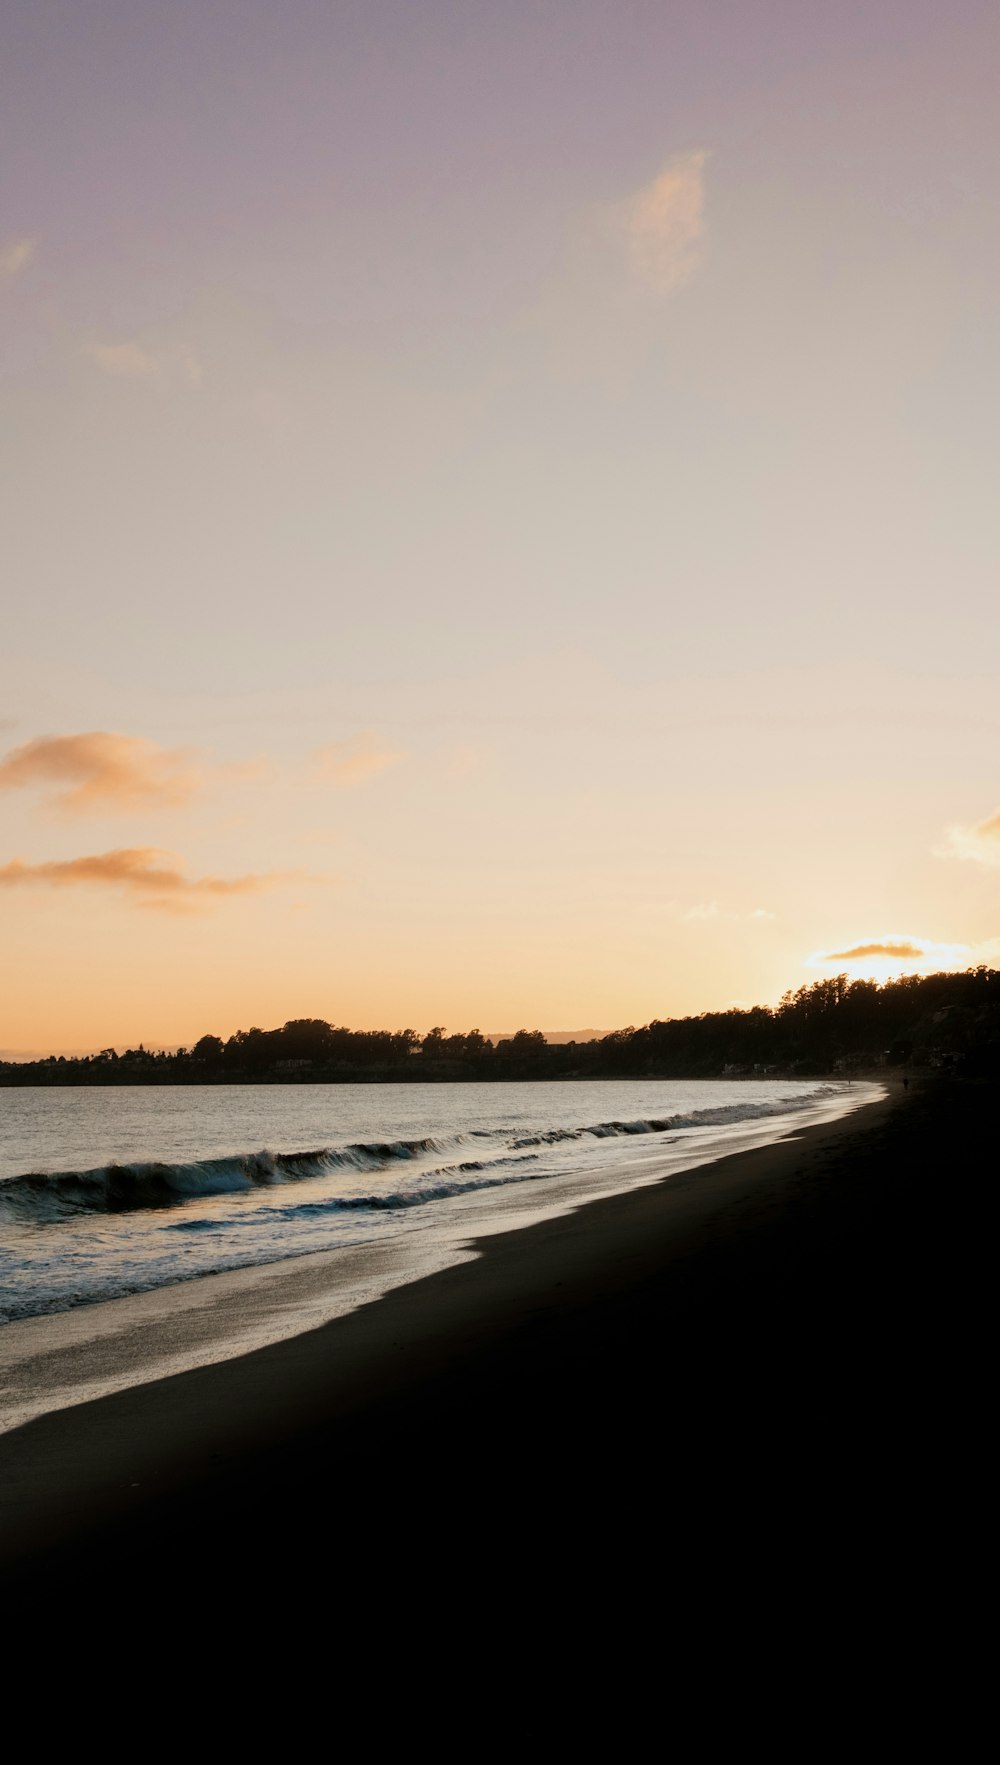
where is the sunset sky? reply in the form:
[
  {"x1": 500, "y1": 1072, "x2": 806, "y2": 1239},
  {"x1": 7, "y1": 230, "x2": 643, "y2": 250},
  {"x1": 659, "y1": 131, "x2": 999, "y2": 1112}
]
[{"x1": 2, "y1": 1, "x2": 998, "y2": 1053}]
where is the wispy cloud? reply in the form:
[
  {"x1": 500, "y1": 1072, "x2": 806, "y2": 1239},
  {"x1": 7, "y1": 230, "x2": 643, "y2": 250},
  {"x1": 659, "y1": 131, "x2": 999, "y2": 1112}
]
[
  {"x1": 0, "y1": 731, "x2": 201, "y2": 814},
  {"x1": 0, "y1": 848, "x2": 291, "y2": 914},
  {"x1": 313, "y1": 732, "x2": 403, "y2": 787},
  {"x1": 85, "y1": 340, "x2": 204, "y2": 385},
  {"x1": 684, "y1": 902, "x2": 775, "y2": 923},
  {"x1": 86, "y1": 341, "x2": 161, "y2": 379},
  {"x1": 623, "y1": 151, "x2": 708, "y2": 296},
  {"x1": 530, "y1": 149, "x2": 709, "y2": 383},
  {"x1": 937, "y1": 807, "x2": 1000, "y2": 869},
  {"x1": 0, "y1": 237, "x2": 37, "y2": 286},
  {"x1": 684, "y1": 901, "x2": 721, "y2": 921}
]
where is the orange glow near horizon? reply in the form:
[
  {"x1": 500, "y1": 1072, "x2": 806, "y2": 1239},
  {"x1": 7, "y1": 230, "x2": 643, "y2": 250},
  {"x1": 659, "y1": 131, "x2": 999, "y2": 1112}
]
[{"x1": 0, "y1": 675, "x2": 997, "y2": 1053}]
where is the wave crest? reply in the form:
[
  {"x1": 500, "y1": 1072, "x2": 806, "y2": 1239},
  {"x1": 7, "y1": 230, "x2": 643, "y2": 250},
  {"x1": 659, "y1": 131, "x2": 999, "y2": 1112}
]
[
  {"x1": 0, "y1": 1135, "x2": 458, "y2": 1223},
  {"x1": 511, "y1": 1091, "x2": 836, "y2": 1148}
]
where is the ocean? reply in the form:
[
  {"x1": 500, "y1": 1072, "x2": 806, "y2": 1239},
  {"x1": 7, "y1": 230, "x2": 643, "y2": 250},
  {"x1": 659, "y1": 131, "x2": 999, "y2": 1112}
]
[{"x1": 0, "y1": 1076, "x2": 875, "y2": 1324}]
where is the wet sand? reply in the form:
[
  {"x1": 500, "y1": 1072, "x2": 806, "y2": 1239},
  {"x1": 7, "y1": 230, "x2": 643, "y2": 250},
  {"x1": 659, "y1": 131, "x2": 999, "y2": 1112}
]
[{"x1": 0, "y1": 1077, "x2": 980, "y2": 1650}]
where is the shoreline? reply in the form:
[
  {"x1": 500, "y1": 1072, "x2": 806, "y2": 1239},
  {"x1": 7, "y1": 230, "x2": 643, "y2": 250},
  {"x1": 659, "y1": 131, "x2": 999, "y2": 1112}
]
[
  {"x1": 0, "y1": 1079, "x2": 872, "y2": 1428},
  {"x1": 0, "y1": 1080, "x2": 875, "y2": 1435},
  {"x1": 0, "y1": 1066, "x2": 885, "y2": 1087},
  {"x1": 1, "y1": 1080, "x2": 903, "y2": 1574}
]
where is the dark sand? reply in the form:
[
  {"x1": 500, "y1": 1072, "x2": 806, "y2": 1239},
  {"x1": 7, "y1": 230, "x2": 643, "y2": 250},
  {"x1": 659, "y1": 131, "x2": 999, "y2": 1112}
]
[{"x1": 0, "y1": 1078, "x2": 984, "y2": 1662}]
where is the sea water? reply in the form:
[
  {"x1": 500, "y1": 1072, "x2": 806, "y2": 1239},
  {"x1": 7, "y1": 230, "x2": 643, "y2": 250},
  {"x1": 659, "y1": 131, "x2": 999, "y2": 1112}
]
[{"x1": 0, "y1": 1077, "x2": 874, "y2": 1324}]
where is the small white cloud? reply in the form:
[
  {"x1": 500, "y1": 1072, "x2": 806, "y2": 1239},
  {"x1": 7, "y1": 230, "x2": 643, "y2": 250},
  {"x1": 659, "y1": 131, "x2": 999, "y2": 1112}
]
[
  {"x1": 683, "y1": 901, "x2": 774, "y2": 924},
  {"x1": 623, "y1": 151, "x2": 708, "y2": 296},
  {"x1": 937, "y1": 808, "x2": 1000, "y2": 869},
  {"x1": 684, "y1": 901, "x2": 721, "y2": 921},
  {"x1": 0, "y1": 237, "x2": 37, "y2": 286},
  {"x1": 87, "y1": 341, "x2": 161, "y2": 379}
]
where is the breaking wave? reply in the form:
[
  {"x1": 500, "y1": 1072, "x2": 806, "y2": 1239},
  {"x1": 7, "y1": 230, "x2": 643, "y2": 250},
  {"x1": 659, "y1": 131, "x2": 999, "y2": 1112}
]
[
  {"x1": 510, "y1": 1089, "x2": 837, "y2": 1148},
  {"x1": 0, "y1": 1135, "x2": 464, "y2": 1224},
  {"x1": 163, "y1": 1154, "x2": 547, "y2": 1228}
]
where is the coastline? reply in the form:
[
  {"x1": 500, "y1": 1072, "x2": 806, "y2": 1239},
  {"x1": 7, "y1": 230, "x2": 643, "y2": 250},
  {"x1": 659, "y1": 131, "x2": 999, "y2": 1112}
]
[
  {"x1": 0, "y1": 1080, "x2": 910, "y2": 1572},
  {"x1": 0, "y1": 1077, "x2": 872, "y2": 1432}
]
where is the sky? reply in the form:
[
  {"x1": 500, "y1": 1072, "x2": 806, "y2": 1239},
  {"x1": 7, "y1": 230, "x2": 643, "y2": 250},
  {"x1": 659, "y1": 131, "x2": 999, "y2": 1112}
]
[{"x1": 2, "y1": 0, "x2": 999, "y2": 1052}]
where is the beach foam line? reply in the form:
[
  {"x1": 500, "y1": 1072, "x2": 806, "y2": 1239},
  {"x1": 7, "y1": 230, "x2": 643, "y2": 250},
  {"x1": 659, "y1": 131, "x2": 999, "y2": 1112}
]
[{"x1": 512, "y1": 1088, "x2": 840, "y2": 1146}]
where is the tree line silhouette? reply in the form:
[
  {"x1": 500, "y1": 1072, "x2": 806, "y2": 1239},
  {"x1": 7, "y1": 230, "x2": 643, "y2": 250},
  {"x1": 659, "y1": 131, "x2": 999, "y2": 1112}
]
[{"x1": 2, "y1": 966, "x2": 998, "y2": 1086}]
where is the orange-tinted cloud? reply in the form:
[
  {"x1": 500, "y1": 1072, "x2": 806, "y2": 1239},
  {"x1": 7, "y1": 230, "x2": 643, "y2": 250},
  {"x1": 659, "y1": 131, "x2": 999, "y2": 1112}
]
[
  {"x1": 808, "y1": 936, "x2": 972, "y2": 975},
  {"x1": 85, "y1": 340, "x2": 204, "y2": 386},
  {"x1": 0, "y1": 848, "x2": 288, "y2": 913},
  {"x1": 313, "y1": 732, "x2": 403, "y2": 786},
  {"x1": 0, "y1": 236, "x2": 36, "y2": 285},
  {"x1": 820, "y1": 939, "x2": 926, "y2": 962},
  {"x1": 624, "y1": 151, "x2": 707, "y2": 295},
  {"x1": 86, "y1": 341, "x2": 160, "y2": 378},
  {"x1": 939, "y1": 808, "x2": 1000, "y2": 868},
  {"x1": 0, "y1": 731, "x2": 200, "y2": 813}
]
